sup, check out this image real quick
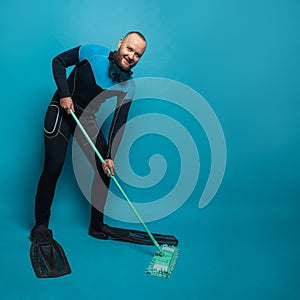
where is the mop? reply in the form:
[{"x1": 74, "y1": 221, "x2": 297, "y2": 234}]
[{"x1": 71, "y1": 111, "x2": 179, "y2": 278}]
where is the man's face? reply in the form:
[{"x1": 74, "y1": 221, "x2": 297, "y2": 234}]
[{"x1": 115, "y1": 33, "x2": 147, "y2": 71}]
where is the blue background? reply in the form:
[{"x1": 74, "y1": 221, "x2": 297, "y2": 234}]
[{"x1": 0, "y1": 0, "x2": 299, "y2": 299}]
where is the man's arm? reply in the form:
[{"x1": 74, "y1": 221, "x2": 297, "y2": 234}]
[
  {"x1": 101, "y1": 96, "x2": 132, "y2": 177},
  {"x1": 52, "y1": 46, "x2": 81, "y2": 113},
  {"x1": 106, "y1": 97, "x2": 132, "y2": 160},
  {"x1": 52, "y1": 46, "x2": 81, "y2": 97}
]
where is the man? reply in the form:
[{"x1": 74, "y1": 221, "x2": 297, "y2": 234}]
[{"x1": 29, "y1": 32, "x2": 177, "y2": 278}]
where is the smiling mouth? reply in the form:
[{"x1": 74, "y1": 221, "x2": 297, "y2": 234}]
[
  {"x1": 120, "y1": 58, "x2": 133, "y2": 70},
  {"x1": 124, "y1": 58, "x2": 133, "y2": 65}
]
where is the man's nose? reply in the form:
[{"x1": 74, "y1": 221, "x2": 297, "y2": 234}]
[{"x1": 128, "y1": 52, "x2": 134, "y2": 60}]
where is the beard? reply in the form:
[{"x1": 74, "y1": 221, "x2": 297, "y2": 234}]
[{"x1": 114, "y1": 50, "x2": 136, "y2": 71}]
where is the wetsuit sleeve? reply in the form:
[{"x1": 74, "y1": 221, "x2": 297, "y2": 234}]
[
  {"x1": 52, "y1": 46, "x2": 81, "y2": 98},
  {"x1": 106, "y1": 97, "x2": 132, "y2": 159}
]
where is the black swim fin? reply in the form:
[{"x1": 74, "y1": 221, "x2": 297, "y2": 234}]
[
  {"x1": 30, "y1": 226, "x2": 71, "y2": 278},
  {"x1": 89, "y1": 224, "x2": 178, "y2": 246}
]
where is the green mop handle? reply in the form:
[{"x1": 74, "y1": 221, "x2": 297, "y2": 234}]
[{"x1": 70, "y1": 111, "x2": 163, "y2": 254}]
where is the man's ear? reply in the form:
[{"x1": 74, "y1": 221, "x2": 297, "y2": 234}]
[{"x1": 118, "y1": 39, "x2": 123, "y2": 49}]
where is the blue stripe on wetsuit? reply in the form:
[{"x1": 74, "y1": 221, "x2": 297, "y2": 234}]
[{"x1": 79, "y1": 44, "x2": 135, "y2": 99}]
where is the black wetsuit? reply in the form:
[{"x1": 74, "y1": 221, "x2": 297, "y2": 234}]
[{"x1": 34, "y1": 44, "x2": 135, "y2": 229}]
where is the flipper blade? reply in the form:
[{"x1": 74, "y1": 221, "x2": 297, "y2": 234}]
[{"x1": 30, "y1": 227, "x2": 71, "y2": 278}]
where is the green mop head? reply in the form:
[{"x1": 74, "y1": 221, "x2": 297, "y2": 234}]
[{"x1": 146, "y1": 245, "x2": 180, "y2": 278}]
